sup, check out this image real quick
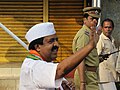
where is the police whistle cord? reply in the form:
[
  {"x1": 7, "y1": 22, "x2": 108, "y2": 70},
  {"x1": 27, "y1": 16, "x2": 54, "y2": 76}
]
[{"x1": 99, "y1": 49, "x2": 120, "y2": 60}]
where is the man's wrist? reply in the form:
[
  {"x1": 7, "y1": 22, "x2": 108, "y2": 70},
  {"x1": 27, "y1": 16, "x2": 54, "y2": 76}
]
[
  {"x1": 80, "y1": 82, "x2": 86, "y2": 86},
  {"x1": 80, "y1": 81, "x2": 86, "y2": 83}
]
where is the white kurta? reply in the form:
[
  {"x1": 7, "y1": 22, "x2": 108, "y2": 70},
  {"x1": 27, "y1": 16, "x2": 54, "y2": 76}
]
[
  {"x1": 96, "y1": 33, "x2": 118, "y2": 90},
  {"x1": 19, "y1": 57, "x2": 63, "y2": 90}
]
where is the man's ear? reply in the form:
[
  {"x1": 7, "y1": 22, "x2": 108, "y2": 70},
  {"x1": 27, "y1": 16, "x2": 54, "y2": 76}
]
[
  {"x1": 34, "y1": 44, "x2": 41, "y2": 52},
  {"x1": 83, "y1": 18, "x2": 87, "y2": 24}
]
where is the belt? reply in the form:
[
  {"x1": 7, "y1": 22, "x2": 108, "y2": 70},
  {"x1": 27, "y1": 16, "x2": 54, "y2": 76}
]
[{"x1": 85, "y1": 65, "x2": 97, "y2": 72}]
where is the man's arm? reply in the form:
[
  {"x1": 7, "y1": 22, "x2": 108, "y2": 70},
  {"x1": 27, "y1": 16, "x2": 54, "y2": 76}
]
[
  {"x1": 55, "y1": 27, "x2": 97, "y2": 79},
  {"x1": 96, "y1": 36, "x2": 105, "y2": 62},
  {"x1": 78, "y1": 61, "x2": 86, "y2": 90},
  {"x1": 56, "y1": 40, "x2": 94, "y2": 79},
  {"x1": 76, "y1": 33, "x2": 88, "y2": 90}
]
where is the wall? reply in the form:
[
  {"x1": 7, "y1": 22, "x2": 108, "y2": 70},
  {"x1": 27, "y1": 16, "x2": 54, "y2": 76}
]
[{"x1": 101, "y1": 0, "x2": 120, "y2": 47}]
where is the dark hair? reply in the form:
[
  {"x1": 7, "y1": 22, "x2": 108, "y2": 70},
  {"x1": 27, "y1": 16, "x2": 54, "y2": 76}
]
[
  {"x1": 83, "y1": 13, "x2": 89, "y2": 18},
  {"x1": 101, "y1": 18, "x2": 114, "y2": 28},
  {"x1": 28, "y1": 37, "x2": 44, "y2": 50}
]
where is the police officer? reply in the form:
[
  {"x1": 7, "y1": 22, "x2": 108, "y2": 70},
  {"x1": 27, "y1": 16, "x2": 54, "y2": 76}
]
[{"x1": 72, "y1": 7, "x2": 101, "y2": 90}]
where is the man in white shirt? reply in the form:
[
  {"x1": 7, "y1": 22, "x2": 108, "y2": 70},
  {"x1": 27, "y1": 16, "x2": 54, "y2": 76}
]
[
  {"x1": 96, "y1": 18, "x2": 118, "y2": 90},
  {"x1": 19, "y1": 22, "x2": 98, "y2": 90}
]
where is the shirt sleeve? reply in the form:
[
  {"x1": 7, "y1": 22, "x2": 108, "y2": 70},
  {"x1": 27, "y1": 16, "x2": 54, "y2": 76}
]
[
  {"x1": 32, "y1": 61, "x2": 63, "y2": 88},
  {"x1": 75, "y1": 32, "x2": 89, "y2": 51},
  {"x1": 96, "y1": 37, "x2": 104, "y2": 55}
]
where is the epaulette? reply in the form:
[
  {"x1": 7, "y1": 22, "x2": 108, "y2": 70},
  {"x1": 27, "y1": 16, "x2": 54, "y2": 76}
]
[{"x1": 84, "y1": 30, "x2": 90, "y2": 36}]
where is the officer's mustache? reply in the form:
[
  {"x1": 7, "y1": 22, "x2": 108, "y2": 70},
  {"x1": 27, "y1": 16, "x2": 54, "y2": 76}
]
[{"x1": 51, "y1": 46, "x2": 59, "y2": 51}]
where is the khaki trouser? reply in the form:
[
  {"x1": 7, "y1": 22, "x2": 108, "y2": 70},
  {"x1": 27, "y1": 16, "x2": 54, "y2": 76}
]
[{"x1": 74, "y1": 69, "x2": 99, "y2": 90}]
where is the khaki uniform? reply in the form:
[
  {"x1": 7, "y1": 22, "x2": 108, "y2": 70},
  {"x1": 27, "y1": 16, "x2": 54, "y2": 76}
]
[{"x1": 72, "y1": 25, "x2": 99, "y2": 90}]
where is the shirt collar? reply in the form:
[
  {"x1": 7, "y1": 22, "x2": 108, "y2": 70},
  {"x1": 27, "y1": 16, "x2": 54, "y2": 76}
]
[
  {"x1": 29, "y1": 50, "x2": 45, "y2": 61},
  {"x1": 83, "y1": 25, "x2": 91, "y2": 32},
  {"x1": 101, "y1": 33, "x2": 114, "y2": 42}
]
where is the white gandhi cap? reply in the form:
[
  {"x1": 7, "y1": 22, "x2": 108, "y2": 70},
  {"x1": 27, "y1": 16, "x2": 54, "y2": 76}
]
[{"x1": 25, "y1": 22, "x2": 56, "y2": 43}]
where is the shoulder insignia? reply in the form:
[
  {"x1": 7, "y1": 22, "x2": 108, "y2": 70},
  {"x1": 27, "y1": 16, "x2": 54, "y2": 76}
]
[{"x1": 84, "y1": 30, "x2": 90, "y2": 36}]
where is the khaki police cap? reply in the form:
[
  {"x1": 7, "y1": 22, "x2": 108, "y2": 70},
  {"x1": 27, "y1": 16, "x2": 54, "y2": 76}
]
[{"x1": 83, "y1": 7, "x2": 101, "y2": 18}]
